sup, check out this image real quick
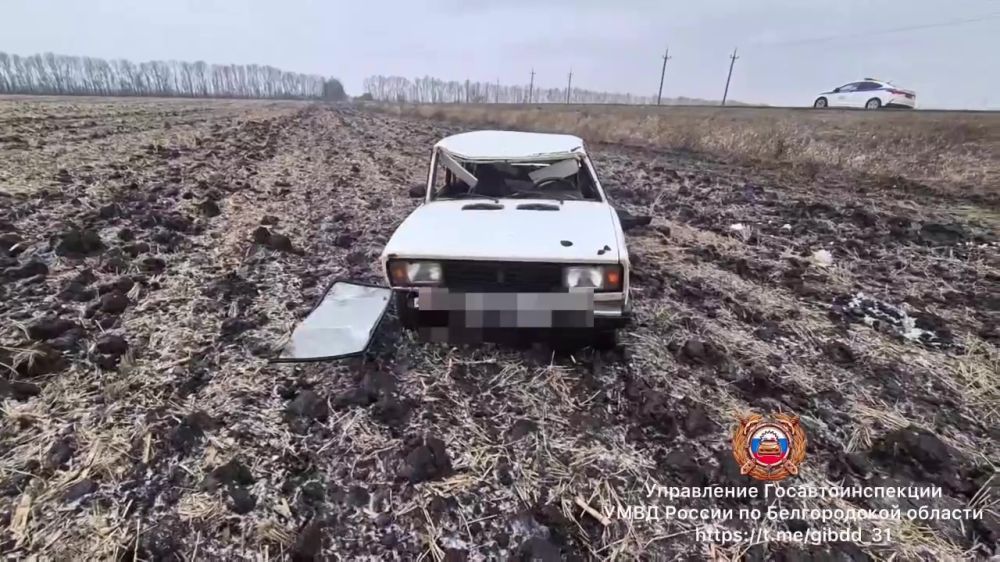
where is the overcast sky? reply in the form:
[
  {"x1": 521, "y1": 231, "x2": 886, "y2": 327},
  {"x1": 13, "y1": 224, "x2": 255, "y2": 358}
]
[{"x1": 3, "y1": 0, "x2": 999, "y2": 108}]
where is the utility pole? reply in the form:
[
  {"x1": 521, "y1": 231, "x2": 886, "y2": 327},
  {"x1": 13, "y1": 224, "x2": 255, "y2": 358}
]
[
  {"x1": 465, "y1": 79, "x2": 469, "y2": 103},
  {"x1": 566, "y1": 69, "x2": 573, "y2": 104},
  {"x1": 722, "y1": 47, "x2": 739, "y2": 106},
  {"x1": 496, "y1": 77, "x2": 500, "y2": 103},
  {"x1": 656, "y1": 47, "x2": 672, "y2": 106},
  {"x1": 528, "y1": 68, "x2": 535, "y2": 104}
]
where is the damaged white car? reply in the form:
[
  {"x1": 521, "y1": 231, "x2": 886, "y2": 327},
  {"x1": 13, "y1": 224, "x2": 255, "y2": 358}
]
[
  {"x1": 381, "y1": 130, "x2": 631, "y2": 345},
  {"x1": 275, "y1": 130, "x2": 633, "y2": 362}
]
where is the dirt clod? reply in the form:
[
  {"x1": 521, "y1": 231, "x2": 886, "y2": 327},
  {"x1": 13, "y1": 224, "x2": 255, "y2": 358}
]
[
  {"x1": 4, "y1": 259, "x2": 48, "y2": 279},
  {"x1": 46, "y1": 437, "x2": 76, "y2": 470},
  {"x1": 167, "y1": 411, "x2": 217, "y2": 455},
  {"x1": 98, "y1": 292, "x2": 130, "y2": 315},
  {"x1": 683, "y1": 406, "x2": 717, "y2": 437},
  {"x1": 290, "y1": 520, "x2": 325, "y2": 562},
  {"x1": 871, "y1": 425, "x2": 955, "y2": 474},
  {"x1": 63, "y1": 478, "x2": 97, "y2": 502},
  {"x1": 122, "y1": 242, "x2": 149, "y2": 258},
  {"x1": 514, "y1": 537, "x2": 562, "y2": 562},
  {"x1": 219, "y1": 317, "x2": 255, "y2": 338},
  {"x1": 0, "y1": 379, "x2": 42, "y2": 401},
  {"x1": 59, "y1": 282, "x2": 94, "y2": 306},
  {"x1": 400, "y1": 436, "x2": 452, "y2": 484},
  {"x1": 203, "y1": 459, "x2": 254, "y2": 491},
  {"x1": 347, "y1": 485, "x2": 369, "y2": 507},
  {"x1": 27, "y1": 316, "x2": 78, "y2": 341},
  {"x1": 139, "y1": 256, "x2": 166, "y2": 274},
  {"x1": 824, "y1": 340, "x2": 856, "y2": 364},
  {"x1": 918, "y1": 223, "x2": 967, "y2": 246},
  {"x1": 678, "y1": 339, "x2": 726, "y2": 366},
  {"x1": 287, "y1": 390, "x2": 329, "y2": 421},
  {"x1": 227, "y1": 486, "x2": 256, "y2": 514},
  {"x1": 0, "y1": 233, "x2": 22, "y2": 254},
  {"x1": 508, "y1": 419, "x2": 538, "y2": 442},
  {"x1": 95, "y1": 334, "x2": 129, "y2": 356},
  {"x1": 53, "y1": 228, "x2": 104, "y2": 257},
  {"x1": 15, "y1": 343, "x2": 66, "y2": 377},
  {"x1": 199, "y1": 200, "x2": 221, "y2": 217},
  {"x1": 251, "y1": 226, "x2": 271, "y2": 244}
]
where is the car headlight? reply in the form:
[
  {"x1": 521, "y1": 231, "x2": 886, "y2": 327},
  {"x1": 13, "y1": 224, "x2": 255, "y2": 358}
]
[
  {"x1": 563, "y1": 265, "x2": 623, "y2": 291},
  {"x1": 387, "y1": 260, "x2": 442, "y2": 286}
]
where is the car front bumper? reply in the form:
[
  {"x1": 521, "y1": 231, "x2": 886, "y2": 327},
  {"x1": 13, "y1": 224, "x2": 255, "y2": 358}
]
[{"x1": 398, "y1": 288, "x2": 630, "y2": 329}]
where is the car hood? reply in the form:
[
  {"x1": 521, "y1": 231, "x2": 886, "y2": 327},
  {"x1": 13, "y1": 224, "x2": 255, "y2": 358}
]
[{"x1": 382, "y1": 199, "x2": 622, "y2": 263}]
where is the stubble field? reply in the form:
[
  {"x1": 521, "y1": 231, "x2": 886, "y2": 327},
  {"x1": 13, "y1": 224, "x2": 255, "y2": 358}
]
[{"x1": 0, "y1": 97, "x2": 998, "y2": 561}]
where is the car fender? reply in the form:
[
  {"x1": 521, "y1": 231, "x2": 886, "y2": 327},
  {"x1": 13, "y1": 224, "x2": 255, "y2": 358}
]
[{"x1": 604, "y1": 204, "x2": 632, "y2": 303}]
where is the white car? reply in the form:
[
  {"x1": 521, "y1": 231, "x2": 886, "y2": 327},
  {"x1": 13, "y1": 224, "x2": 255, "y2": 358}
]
[
  {"x1": 813, "y1": 79, "x2": 916, "y2": 110},
  {"x1": 379, "y1": 130, "x2": 631, "y2": 345}
]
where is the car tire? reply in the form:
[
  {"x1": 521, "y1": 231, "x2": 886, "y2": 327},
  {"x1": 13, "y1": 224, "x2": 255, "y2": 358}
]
[
  {"x1": 865, "y1": 98, "x2": 882, "y2": 110},
  {"x1": 813, "y1": 97, "x2": 828, "y2": 108},
  {"x1": 393, "y1": 291, "x2": 418, "y2": 330}
]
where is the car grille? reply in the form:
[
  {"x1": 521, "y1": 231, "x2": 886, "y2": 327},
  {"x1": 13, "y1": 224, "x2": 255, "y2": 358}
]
[{"x1": 441, "y1": 260, "x2": 564, "y2": 292}]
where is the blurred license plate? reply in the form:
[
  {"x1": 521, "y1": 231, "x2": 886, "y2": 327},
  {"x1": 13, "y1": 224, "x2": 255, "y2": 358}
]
[{"x1": 415, "y1": 290, "x2": 594, "y2": 328}]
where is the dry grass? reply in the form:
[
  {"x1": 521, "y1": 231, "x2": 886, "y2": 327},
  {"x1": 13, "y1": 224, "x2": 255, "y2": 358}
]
[{"x1": 375, "y1": 103, "x2": 1000, "y2": 198}]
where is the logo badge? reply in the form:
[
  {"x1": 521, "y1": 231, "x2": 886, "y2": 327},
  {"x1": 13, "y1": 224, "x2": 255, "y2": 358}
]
[{"x1": 732, "y1": 413, "x2": 807, "y2": 481}]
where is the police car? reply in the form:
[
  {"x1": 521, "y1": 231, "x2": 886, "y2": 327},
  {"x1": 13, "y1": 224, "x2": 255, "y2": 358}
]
[{"x1": 813, "y1": 78, "x2": 916, "y2": 110}]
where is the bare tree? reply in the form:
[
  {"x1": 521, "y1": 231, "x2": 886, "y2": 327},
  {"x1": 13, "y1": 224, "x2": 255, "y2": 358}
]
[
  {"x1": 363, "y1": 74, "x2": 659, "y2": 105},
  {"x1": 0, "y1": 51, "x2": 347, "y2": 100}
]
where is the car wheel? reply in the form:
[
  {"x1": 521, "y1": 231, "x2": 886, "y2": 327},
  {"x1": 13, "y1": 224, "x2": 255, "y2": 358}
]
[
  {"x1": 393, "y1": 291, "x2": 418, "y2": 330},
  {"x1": 813, "y1": 97, "x2": 828, "y2": 108},
  {"x1": 865, "y1": 98, "x2": 882, "y2": 110}
]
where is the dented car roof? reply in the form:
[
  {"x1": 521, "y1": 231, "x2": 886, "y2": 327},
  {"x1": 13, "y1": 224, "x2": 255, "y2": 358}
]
[{"x1": 435, "y1": 130, "x2": 585, "y2": 162}]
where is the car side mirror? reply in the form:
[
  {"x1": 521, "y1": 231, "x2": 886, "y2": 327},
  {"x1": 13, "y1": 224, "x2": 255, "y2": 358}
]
[
  {"x1": 407, "y1": 183, "x2": 426, "y2": 198},
  {"x1": 833, "y1": 87, "x2": 841, "y2": 93}
]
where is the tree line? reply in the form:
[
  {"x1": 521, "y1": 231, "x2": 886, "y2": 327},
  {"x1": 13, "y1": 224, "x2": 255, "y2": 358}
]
[
  {"x1": 0, "y1": 52, "x2": 346, "y2": 100},
  {"x1": 363, "y1": 75, "x2": 662, "y2": 104}
]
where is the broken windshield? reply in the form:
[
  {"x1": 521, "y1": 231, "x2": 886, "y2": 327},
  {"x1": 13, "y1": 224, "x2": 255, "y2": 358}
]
[{"x1": 432, "y1": 156, "x2": 601, "y2": 202}]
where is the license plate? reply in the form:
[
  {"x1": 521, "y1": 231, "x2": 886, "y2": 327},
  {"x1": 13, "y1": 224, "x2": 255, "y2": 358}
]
[{"x1": 414, "y1": 289, "x2": 595, "y2": 328}]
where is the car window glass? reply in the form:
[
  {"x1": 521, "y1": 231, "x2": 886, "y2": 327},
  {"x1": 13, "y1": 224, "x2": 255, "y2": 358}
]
[
  {"x1": 839, "y1": 83, "x2": 858, "y2": 92},
  {"x1": 435, "y1": 161, "x2": 599, "y2": 201},
  {"x1": 433, "y1": 158, "x2": 468, "y2": 198},
  {"x1": 859, "y1": 82, "x2": 881, "y2": 91}
]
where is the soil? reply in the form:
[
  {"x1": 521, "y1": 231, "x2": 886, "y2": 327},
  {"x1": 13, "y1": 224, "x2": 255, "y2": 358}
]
[{"x1": 0, "y1": 98, "x2": 997, "y2": 560}]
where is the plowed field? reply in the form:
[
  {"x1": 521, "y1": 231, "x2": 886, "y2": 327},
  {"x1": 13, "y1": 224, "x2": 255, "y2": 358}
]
[{"x1": 1, "y1": 97, "x2": 997, "y2": 560}]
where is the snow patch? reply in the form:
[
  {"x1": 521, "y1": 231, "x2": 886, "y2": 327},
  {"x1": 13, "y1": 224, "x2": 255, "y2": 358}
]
[
  {"x1": 809, "y1": 249, "x2": 833, "y2": 267},
  {"x1": 837, "y1": 292, "x2": 948, "y2": 347}
]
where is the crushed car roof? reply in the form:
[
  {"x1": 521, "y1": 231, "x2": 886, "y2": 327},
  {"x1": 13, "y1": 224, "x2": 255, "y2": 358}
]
[{"x1": 435, "y1": 130, "x2": 585, "y2": 162}]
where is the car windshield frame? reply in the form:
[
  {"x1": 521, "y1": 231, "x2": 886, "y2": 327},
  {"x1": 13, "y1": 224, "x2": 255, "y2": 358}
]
[{"x1": 426, "y1": 148, "x2": 608, "y2": 204}]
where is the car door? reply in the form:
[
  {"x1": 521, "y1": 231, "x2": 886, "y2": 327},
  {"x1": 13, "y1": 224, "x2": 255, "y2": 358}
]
[
  {"x1": 855, "y1": 81, "x2": 882, "y2": 106},
  {"x1": 833, "y1": 83, "x2": 860, "y2": 107}
]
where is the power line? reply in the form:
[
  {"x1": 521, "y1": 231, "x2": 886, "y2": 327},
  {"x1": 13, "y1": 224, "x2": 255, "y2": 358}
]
[{"x1": 754, "y1": 12, "x2": 1000, "y2": 48}]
